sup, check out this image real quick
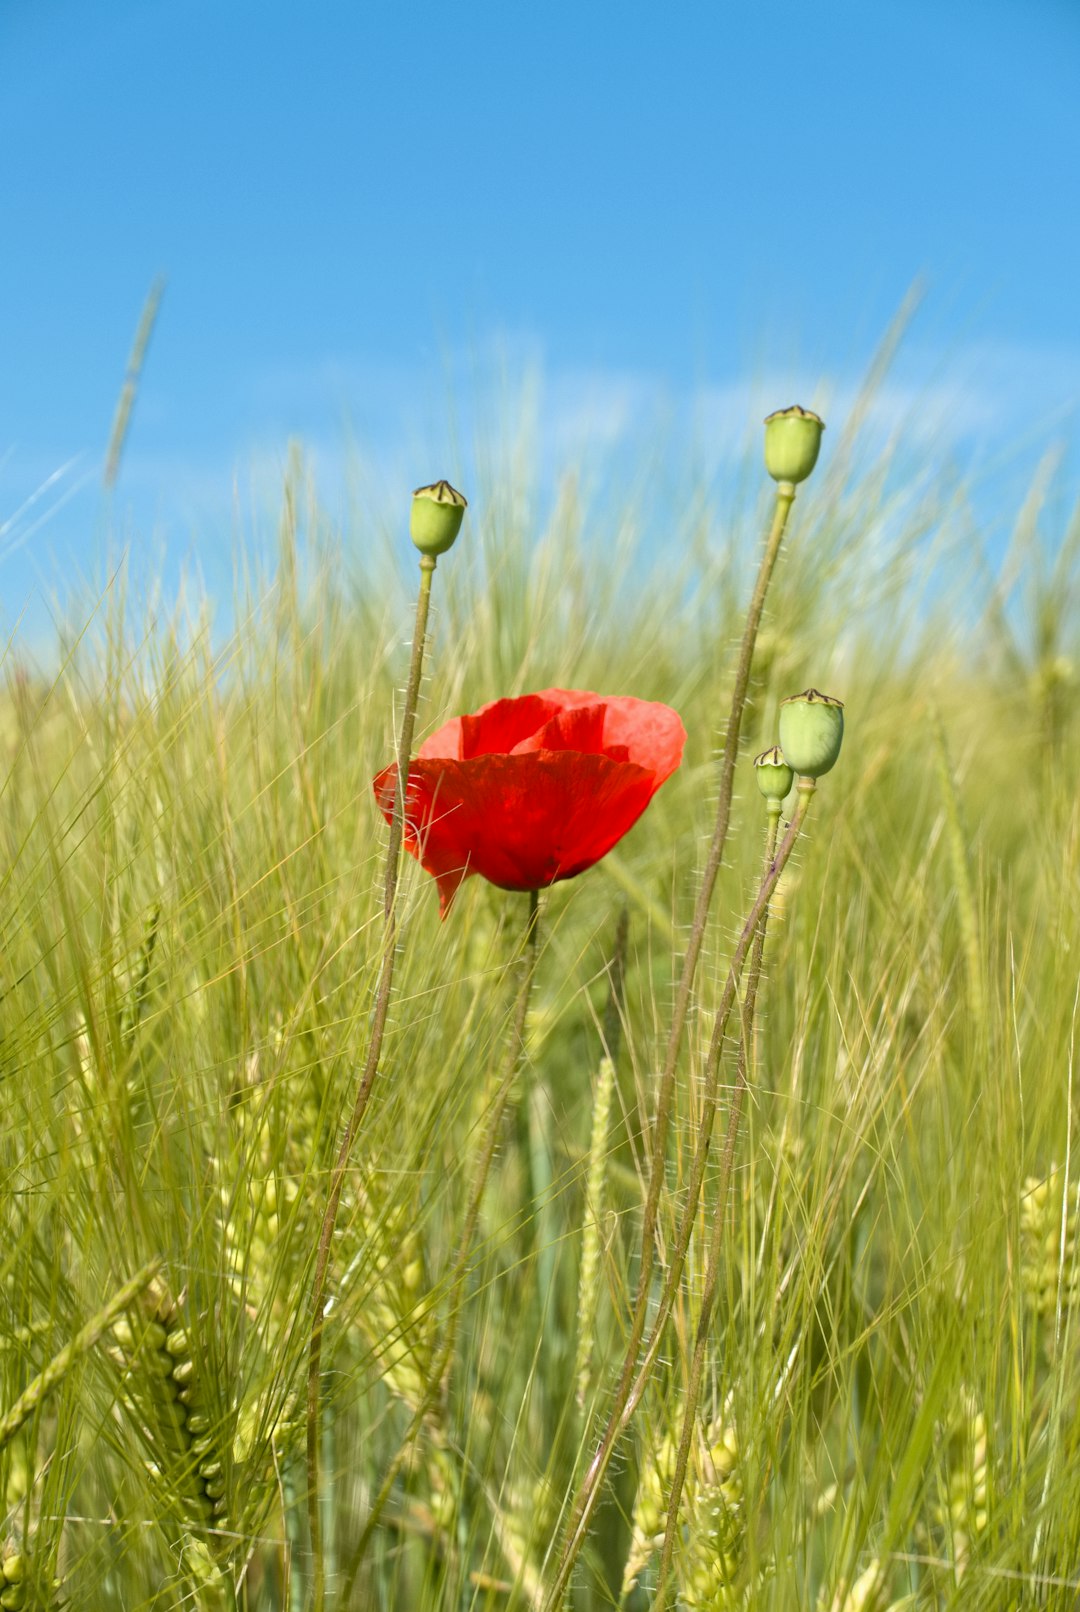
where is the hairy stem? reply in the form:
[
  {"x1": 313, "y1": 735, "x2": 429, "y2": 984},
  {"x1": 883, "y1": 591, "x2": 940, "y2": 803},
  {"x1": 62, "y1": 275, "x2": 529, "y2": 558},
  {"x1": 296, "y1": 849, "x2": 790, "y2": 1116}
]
[
  {"x1": 543, "y1": 484, "x2": 796, "y2": 1607},
  {"x1": 543, "y1": 783, "x2": 810, "y2": 1609},
  {"x1": 657, "y1": 809, "x2": 780, "y2": 1596},
  {"x1": 307, "y1": 554, "x2": 436, "y2": 1611},
  {"x1": 438, "y1": 887, "x2": 541, "y2": 1397}
]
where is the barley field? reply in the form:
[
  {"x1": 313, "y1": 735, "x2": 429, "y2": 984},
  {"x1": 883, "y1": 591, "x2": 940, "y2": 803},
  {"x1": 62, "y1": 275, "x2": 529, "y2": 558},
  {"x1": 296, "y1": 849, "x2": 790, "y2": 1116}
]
[{"x1": 1, "y1": 372, "x2": 1078, "y2": 1612}]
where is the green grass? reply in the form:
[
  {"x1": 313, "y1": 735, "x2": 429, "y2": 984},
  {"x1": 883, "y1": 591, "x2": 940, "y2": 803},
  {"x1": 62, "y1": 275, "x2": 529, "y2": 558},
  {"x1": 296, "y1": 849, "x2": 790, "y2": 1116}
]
[{"x1": 0, "y1": 394, "x2": 1078, "y2": 1612}]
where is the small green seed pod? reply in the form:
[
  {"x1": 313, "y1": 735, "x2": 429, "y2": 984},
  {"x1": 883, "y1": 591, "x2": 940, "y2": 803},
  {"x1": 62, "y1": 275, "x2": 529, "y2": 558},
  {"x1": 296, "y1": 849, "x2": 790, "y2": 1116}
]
[
  {"x1": 764, "y1": 405, "x2": 825, "y2": 485},
  {"x1": 410, "y1": 479, "x2": 467, "y2": 557},
  {"x1": 754, "y1": 745, "x2": 794, "y2": 807},
  {"x1": 778, "y1": 688, "x2": 844, "y2": 778}
]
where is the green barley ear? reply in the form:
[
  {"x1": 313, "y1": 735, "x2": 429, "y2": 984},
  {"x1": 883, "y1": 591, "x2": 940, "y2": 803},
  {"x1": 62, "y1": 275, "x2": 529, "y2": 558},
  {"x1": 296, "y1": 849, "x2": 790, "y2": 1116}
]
[
  {"x1": 778, "y1": 688, "x2": 845, "y2": 779},
  {"x1": 490, "y1": 1471, "x2": 554, "y2": 1609},
  {"x1": 343, "y1": 1178, "x2": 436, "y2": 1417},
  {"x1": 332, "y1": 1175, "x2": 457, "y2": 1536},
  {"x1": 679, "y1": 1412, "x2": 745, "y2": 1610},
  {"x1": 574, "y1": 1054, "x2": 617, "y2": 1410},
  {"x1": 575, "y1": 908, "x2": 627, "y2": 1411},
  {"x1": 764, "y1": 404, "x2": 825, "y2": 486},
  {"x1": 1020, "y1": 1166, "x2": 1078, "y2": 1323},
  {"x1": 621, "y1": 1424, "x2": 678, "y2": 1600},
  {"x1": 410, "y1": 479, "x2": 468, "y2": 556},
  {"x1": 930, "y1": 1390, "x2": 990, "y2": 1585},
  {"x1": 217, "y1": 1063, "x2": 305, "y2": 1322},
  {"x1": 0, "y1": 1259, "x2": 162, "y2": 1455},
  {"x1": 932, "y1": 709, "x2": 985, "y2": 1026},
  {"x1": 0, "y1": 1537, "x2": 64, "y2": 1610},
  {"x1": 119, "y1": 901, "x2": 161, "y2": 1053},
  {"x1": 818, "y1": 1558, "x2": 891, "y2": 1612},
  {"x1": 109, "y1": 1278, "x2": 233, "y2": 1562},
  {"x1": 621, "y1": 1402, "x2": 744, "y2": 1604}
]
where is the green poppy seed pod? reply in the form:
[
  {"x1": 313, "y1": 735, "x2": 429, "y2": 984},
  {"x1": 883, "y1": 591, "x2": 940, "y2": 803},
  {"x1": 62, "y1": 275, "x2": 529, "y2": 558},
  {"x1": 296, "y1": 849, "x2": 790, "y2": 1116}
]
[
  {"x1": 764, "y1": 405, "x2": 825, "y2": 486},
  {"x1": 754, "y1": 745, "x2": 794, "y2": 806},
  {"x1": 778, "y1": 688, "x2": 844, "y2": 778},
  {"x1": 410, "y1": 479, "x2": 467, "y2": 556}
]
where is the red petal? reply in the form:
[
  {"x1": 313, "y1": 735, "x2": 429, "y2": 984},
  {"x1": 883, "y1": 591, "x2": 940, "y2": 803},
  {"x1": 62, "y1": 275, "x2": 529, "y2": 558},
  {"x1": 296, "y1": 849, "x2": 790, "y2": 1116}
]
[
  {"x1": 374, "y1": 750, "x2": 659, "y2": 914},
  {"x1": 380, "y1": 690, "x2": 686, "y2": 917},
  {"x1": 420, "y1": 690, "x2": 596, "y2": 762},
  {"x1": 593, "y1": 697, "x2": 686, "y2": 781},
  {"x1": 458, "y1": 694, "x2": 563, "y2": 758},
  {"x1": 513, "y1": 690, "x2": 685, "y2": 779},
  {"x1": 418, "y1": 714, "x2": 466, "y2": 761},
  {"x1": 511, "y1": 703, "x2": 617, "y2": 758}
]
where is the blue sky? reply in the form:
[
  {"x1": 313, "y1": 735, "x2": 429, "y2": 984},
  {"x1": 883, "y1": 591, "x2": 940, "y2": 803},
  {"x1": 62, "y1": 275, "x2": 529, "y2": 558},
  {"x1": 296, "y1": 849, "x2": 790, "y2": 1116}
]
[{"x1": 1, "y1": 0, "x2": 1078, "y2": 638}]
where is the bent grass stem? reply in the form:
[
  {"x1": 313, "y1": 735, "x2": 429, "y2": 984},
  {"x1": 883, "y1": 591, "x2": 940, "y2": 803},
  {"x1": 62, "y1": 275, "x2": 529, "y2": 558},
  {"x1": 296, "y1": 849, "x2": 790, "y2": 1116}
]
[
  {"x1": 543, "y1": 483, "x2": 797, "y2": 1608},
  {"x1": 543, "y1": 783, "x2": 811, "y2": 1609},
  {"x1": 307, "y1": 554, "x2": 437, "y2": 1612},
  {"x1": 0, "y1": 1257, "x2": 162, "y2": 1452}
]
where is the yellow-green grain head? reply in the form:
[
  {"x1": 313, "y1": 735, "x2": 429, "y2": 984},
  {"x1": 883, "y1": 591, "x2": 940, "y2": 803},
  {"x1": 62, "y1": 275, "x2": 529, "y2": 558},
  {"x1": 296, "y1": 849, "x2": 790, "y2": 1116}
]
[
  {"x1": 764, "y1": 405, "x2": 825, "y2": 486},
  {"x1": 778, "y1": 688, "x2": 844, "y2": 779},
  {"x1": 411, "y1": 479, "x2": 467, "y2": 556},
  {"x1": 754, "y1": 745, "x2": 794, "y2": 808}
]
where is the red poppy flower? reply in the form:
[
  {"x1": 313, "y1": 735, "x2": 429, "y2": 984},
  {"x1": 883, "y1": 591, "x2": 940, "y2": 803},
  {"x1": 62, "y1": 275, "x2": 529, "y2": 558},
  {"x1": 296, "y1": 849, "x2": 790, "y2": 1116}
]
[{"x1": 374, "y1": 689, "x2": 686, "y2": 916}]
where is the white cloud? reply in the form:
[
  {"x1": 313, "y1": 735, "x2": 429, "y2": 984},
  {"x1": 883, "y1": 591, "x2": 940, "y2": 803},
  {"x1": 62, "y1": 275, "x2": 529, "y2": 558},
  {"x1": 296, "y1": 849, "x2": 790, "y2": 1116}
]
[{"x1": 5, "y1": 330, "x2": 1077, "y2": 604}]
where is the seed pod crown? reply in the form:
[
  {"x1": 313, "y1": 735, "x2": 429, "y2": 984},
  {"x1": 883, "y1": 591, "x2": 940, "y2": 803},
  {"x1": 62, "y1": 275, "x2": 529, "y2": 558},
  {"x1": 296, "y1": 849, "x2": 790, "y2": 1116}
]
[
  {"x1": 763, "y1": 405, "x2": 825, "y2": 486},
  {"x1": 410, "y1": 480, "x2": 468, "y2": 556},
  {"x1": 778, "y1": 688, "x2": 844, "y2": 778},
  {"x1": 754, "y1": 745, "x2": 794, "y2": 806}
]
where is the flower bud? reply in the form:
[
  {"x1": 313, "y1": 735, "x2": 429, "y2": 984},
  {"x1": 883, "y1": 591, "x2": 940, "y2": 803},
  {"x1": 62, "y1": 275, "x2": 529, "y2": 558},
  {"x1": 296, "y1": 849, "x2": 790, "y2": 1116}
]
[
  {"x1": 410, "y1": 479, "x2": 467, "y2": 556},
  {"x1": 754, "y1": 745, "x2": 794, "y2": 806},
  {"x1": 764, "y1": 405, "x2": 824, "y2": 486},
  {"x1": 778, "y1": 688, "x2": 844, "y2": 778}
]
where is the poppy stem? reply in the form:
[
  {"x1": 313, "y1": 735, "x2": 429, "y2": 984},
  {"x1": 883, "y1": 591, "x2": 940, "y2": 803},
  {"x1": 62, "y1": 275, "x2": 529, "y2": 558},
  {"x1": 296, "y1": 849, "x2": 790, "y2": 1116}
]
[
  {"x1": 306, "y1": 553, "x2": 438, "y2": 1612},
  {"x1": 441, "y1": 886, "x2": 541, "y2": 1395},
  {"x1": 335, "y1": 888, "x2": 542, "y2": 1607},
  {"x1": 542, "y1": 779, "x2": 811, "y2": 1611},
  {"x1": 655, "y1": 806, "x2": 781, "y2": 1601},
  {"x1": 644, "y1": 482, "x2": 795, "y2": 1260},
  {"x1": 542, "y1": 484, "x2": 797, "y2": 1607}
]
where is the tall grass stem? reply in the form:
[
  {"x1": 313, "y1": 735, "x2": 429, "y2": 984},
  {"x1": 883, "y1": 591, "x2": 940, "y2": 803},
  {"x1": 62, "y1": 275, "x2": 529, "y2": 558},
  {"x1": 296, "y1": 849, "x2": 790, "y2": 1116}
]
[{"x1": 306, "y1": 554, "x2": 438, "y2": 1612}]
